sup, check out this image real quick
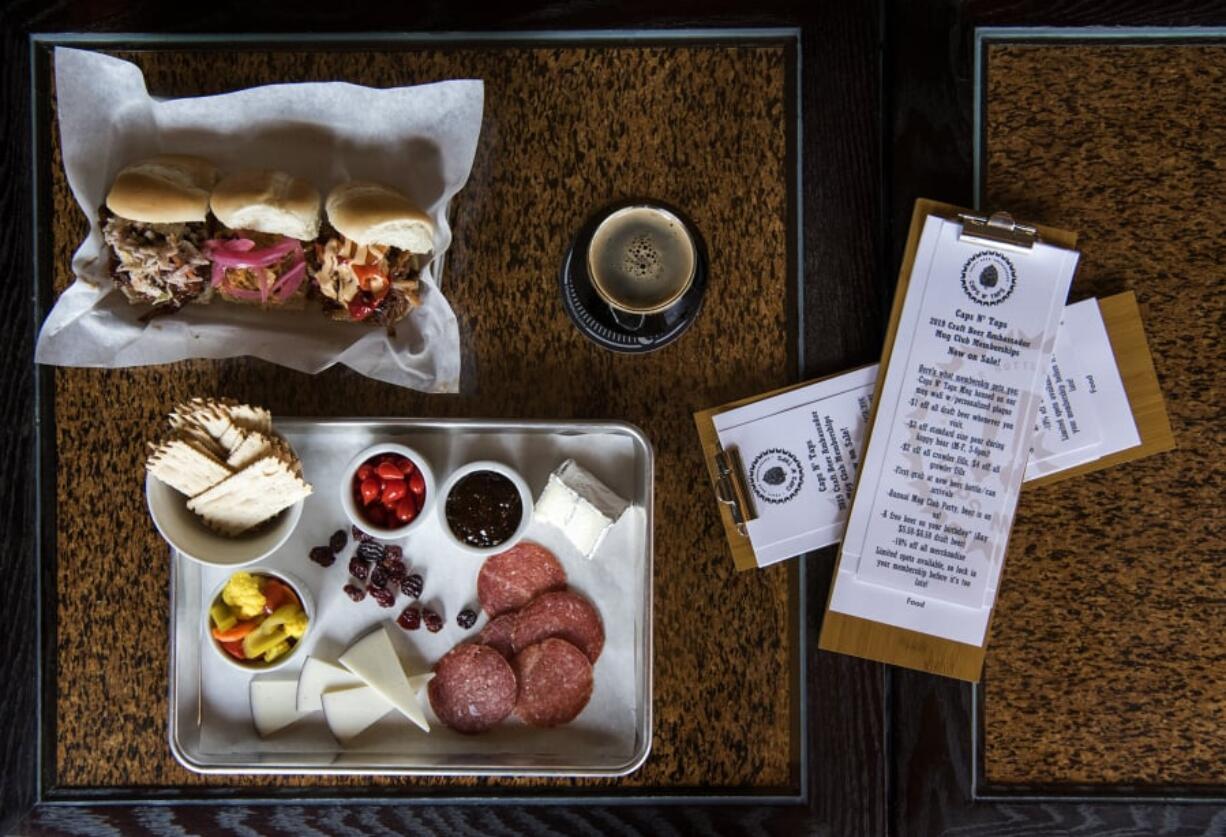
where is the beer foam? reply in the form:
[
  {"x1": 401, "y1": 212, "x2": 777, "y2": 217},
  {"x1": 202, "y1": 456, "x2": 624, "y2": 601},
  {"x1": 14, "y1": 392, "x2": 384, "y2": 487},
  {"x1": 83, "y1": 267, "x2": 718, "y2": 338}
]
[{"x1": 624, "y1": 234, "x2": 662, "y2": 281}]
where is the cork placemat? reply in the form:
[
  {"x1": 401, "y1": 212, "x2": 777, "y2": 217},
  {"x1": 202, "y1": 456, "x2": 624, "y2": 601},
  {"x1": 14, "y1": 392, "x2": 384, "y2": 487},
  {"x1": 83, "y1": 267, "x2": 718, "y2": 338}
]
[
  {"x1": 45, "y1": 43, "x2": 795, "y2": 791},
  {"x1": 982, "y1": 43, "x2": 1225, "y2": 787}
]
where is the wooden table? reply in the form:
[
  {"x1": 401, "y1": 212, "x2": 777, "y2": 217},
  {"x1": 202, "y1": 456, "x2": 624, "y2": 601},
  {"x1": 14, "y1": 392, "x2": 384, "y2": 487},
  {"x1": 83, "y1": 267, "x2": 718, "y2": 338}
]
[{"x1": 2, "y1": 1, "x2": 1223, "y2": 834}]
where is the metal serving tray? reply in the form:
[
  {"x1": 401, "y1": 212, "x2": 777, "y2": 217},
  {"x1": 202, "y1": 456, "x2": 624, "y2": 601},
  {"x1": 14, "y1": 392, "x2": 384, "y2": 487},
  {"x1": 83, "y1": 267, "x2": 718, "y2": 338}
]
[{"x1": 168, "y1": 418, "x2": 653, "y2": 777}]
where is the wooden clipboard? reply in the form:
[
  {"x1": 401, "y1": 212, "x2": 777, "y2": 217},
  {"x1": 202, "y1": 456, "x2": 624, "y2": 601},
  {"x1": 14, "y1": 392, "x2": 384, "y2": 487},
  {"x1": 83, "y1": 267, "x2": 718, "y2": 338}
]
[
  {"x1": 696, "y1": 198, "x2": 1175, "y2": 675},
  {"x1": 814, "y1": 199, "x2": 1175, "y2": 681}
]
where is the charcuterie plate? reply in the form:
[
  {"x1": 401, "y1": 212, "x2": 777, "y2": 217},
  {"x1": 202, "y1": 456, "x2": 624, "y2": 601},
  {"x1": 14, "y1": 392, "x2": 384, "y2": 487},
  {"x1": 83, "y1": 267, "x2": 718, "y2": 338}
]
[{"x1": 169, "y1": 418, "x2": 653, "y2": 776}]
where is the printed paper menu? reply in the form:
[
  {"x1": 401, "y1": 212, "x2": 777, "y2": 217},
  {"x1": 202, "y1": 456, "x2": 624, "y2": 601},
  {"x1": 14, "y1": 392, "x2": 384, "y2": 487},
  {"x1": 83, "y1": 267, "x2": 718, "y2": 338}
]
[
  {"x1": 829, "y1": 215, "x2": 1079, "y2": 645},
  {"x1": 712, "y1": 298, "x2": 1139, "y2": 569},
  {"x1": 714, "y1": 366, "x2": 877, "y2": 565}
]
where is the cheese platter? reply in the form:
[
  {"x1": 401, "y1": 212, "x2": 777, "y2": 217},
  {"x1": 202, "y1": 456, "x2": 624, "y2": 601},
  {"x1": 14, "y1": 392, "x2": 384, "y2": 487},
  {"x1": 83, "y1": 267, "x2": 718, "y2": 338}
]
[{"x1": 166, "y1": 417, "x2": 653, "y2": 776}]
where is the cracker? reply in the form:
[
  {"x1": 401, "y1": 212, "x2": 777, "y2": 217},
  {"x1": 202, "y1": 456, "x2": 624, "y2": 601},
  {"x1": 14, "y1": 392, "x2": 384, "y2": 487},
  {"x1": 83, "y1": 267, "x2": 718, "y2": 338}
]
[
  {"x1": 187, "y1": 455, "x2": 312, "y2": 535},
  {"x1": 146, "y1": 438, "x2": 232, "y2": 498}
]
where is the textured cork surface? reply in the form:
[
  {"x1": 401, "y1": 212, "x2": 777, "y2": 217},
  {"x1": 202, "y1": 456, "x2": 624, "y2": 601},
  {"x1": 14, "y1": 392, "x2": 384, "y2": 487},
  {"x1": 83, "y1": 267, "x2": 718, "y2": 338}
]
[
  {"x1": 983, "y1": 44, "x2": 1224, "y2": 787},
  {"x1": 47, "y1": 45, "x2": 793, "y2": 790}
]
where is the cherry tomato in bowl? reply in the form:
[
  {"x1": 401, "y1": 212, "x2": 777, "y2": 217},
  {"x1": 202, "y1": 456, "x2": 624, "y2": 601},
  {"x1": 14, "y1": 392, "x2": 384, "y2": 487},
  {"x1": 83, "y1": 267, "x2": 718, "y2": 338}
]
[{"x1": 339, "y1": 443, "x2": 435, "y2": 539}]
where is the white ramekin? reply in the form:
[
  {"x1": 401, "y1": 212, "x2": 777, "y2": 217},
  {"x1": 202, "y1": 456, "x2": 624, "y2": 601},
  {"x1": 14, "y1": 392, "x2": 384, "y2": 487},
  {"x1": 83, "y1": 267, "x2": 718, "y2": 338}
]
[
  {"x1": 338, "y1": 442, "x2": 437, "y2": 539},
  {"x1": 436, "y1": 460, "x2": 534, "y2": 558},
  {"x1": 206, "y1": 568, "x2": 315, "y2": 673}
]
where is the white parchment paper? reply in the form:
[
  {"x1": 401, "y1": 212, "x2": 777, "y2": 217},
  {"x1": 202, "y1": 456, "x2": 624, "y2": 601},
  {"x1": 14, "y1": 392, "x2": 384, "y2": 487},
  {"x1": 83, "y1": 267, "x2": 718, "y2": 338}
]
[
  {"x1": 176, "y1": 426, "x2": 648, "y2": 771},
  {"x1": 36, "y1": 48, "x2": 485, "y2": 392}
]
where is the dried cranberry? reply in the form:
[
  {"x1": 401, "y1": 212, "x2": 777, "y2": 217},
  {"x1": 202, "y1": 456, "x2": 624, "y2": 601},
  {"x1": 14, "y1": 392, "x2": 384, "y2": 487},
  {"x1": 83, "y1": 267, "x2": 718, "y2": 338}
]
[
  {"x1": 356, "y1": 541, "x2": 384, "y2": 563},
  {"x1": 396, "y1": 606, "x2": 421, "y2": 631},
  {"x1": 380, "y1": 557, "x2": 407, "y2": 582},
  {"x1": 348, "y1": 557, "x2": 369, "y2": 581},
  {"x1": 384, "y1": 544, "x2": 403, "y2": 561},
  {"x1": 371, "y1": 586, "x2": 395, "y2": 608},
  {"x1": 457, "y1": 608, "x2": 477, "y2": 630},
  {"x1": 343, "y1": 583, "x2": 366, "y2": 602},
  {"x1": 369, "y1": 567, "x2": 389, "y2": 589},
  {"x1": 401, "y1": 573, "x2": 423, "y2": 599},
  {"x1": 352, "y1": 525, "x2": 373, "y2": 543},
  {"x1": 329, "y1": 529, "x2": 347, "y2": 554},
  {"x1": 422, "y1": 608, "x2": 443, "y2": 633},
  {"x1": 309, "y1": 546, "x2": 335, "y2": 567}
]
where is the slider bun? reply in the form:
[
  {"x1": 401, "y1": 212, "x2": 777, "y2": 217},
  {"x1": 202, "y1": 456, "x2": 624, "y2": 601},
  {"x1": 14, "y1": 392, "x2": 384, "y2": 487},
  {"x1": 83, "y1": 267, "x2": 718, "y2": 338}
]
[
  {"x1": 326, "y1": 181, "x2": 434, "y2": 253},
  {"x1": 210, "y1": 170, "x2": 322, "y2": 241},
  {"x1": 105, "y1": 155, "x2": 220, "y2": 223}
]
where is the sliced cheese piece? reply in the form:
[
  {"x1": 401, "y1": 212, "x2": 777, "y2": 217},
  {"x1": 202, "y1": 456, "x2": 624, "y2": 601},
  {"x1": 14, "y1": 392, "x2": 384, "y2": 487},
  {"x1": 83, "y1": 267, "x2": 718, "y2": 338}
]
[
  {"x1": 322, "y1": 684, "x2": 394, "y2": 743},
  {"x1": 534, "y1": 459, "x2": 629, "y2": 557},
  {"x1": 297, "y1": 655, "x2": 363, "y2": 713},
  {"x1": 338, "y1": 624, "x2": 431, "y2": 733},
  {"x1": 250, "y1": 679, "x2": 309, "y2": 738},
  {"x1": 408, "y1": 672, "x2": 434, "y2": 693}
]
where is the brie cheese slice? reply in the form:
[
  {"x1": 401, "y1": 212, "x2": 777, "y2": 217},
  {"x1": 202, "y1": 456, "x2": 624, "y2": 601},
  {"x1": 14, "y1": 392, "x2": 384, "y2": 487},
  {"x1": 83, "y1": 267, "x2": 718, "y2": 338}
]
[{"x1": 534, "y1": 459, "x2": 629, "y2": 557}]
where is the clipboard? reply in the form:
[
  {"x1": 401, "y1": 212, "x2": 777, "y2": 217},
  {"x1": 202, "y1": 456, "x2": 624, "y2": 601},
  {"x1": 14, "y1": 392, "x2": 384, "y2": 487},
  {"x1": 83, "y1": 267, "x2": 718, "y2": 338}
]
[
  {"x1": 815, "y1": 199, "x2": 1174, "y2": 680},
  {"x1": 694, "y1": 201, "x2": 1174, "y2": 668}
]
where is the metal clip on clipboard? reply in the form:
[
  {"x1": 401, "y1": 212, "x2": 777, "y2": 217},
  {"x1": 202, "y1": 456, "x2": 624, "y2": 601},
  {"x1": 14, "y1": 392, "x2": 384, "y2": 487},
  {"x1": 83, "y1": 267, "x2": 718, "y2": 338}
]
[
  {"x1": 713, "y1": 443, "x2": 756, "y2": 537},
  {"x1": 957, "y1": 211, "x2": 1039, "y2": 250}
]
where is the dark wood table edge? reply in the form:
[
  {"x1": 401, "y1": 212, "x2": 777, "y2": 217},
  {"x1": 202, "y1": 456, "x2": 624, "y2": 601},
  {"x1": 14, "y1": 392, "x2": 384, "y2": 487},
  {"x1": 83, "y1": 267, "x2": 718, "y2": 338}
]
[
  {"x1": 886, "y1": 1, "x2": 1226, "y2": 833},
  {"x1": 1, "y1": 5, "x2": 898, "y2": 833}
]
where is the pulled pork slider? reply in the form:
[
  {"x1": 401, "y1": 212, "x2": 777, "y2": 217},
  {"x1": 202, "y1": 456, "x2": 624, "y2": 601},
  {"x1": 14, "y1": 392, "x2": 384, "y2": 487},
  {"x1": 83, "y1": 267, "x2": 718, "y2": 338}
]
[
  {"x1": 102, "y1": 155, "x2": 219, "y2": 311},
  {"x1": 311, "y1": 182, "x2": 433, "y2": 327},
  {"x1": 205, "y1": 170, "x2": 321, "y2": 309}
]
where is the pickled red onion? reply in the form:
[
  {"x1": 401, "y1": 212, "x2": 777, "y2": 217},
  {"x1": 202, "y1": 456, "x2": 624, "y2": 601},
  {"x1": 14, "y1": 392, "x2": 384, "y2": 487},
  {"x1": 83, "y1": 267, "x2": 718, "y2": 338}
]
[
  {"x1": 270, "y1": 259, "x2": 307, "y2": 301},
  {"x1": 205, "y1": 237, "x2": 256, "y2": 253},
  {"x1": 205, "y1": 237, "x2": 307, "y2": 303},
  {"x1": 204, "y1": 237, "x2": 299, "y2": 269}
]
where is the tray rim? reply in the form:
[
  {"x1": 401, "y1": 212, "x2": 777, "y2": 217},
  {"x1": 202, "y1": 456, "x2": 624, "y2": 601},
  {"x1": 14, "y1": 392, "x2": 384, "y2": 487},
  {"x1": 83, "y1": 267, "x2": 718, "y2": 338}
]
[{"x1": 167, "y1": 417, "x2": 655, "y2": 778}]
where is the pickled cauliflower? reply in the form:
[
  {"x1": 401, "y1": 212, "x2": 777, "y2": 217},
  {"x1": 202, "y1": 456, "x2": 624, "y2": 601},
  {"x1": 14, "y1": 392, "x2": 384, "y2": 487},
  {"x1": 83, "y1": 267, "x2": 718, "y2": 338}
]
[
  {"x1": 221, "y1": 571, "x2": 266, "y2": 619},
  {"x1": 279, "y1": 606, "x2": 309, "y2": 640},
  {"x1": 211, "y1": 573, "x2": 310, "y2": 667}
]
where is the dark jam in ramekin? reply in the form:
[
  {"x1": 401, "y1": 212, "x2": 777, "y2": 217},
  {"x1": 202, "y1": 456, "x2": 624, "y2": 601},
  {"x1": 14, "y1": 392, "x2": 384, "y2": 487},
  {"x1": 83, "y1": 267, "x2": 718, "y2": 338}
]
[{"x1": 445, "y1": 470, "x2": 522, "y2": 548}]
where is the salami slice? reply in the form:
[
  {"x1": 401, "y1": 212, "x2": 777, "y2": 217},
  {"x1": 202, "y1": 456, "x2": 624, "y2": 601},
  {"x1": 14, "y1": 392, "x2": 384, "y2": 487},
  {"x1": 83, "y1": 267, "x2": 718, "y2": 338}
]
[
  {"x1": 428, "y1": 643, "x2": 517, "y2": 734},
  {"x1": 474, "y1": 612, "x2": 518, "y2": 659},
  {"x1": 477, "y1": 542, "x2": 567, "y2": 617},
  {"x1": 512, "y1": 638, "x2": 594, "y2": 727},
  {"x1": 510, "y1": 590, "x2": 605, "y2": 663}
]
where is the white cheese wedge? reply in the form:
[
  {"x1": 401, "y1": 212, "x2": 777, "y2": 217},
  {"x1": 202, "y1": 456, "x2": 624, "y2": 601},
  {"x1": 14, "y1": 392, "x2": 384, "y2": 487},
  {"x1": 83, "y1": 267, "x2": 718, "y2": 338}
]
[
  {"x1": 249, "y1": 679, "x2": 309, "y2": 738},
  {"x1": 338, "y1": 624, "x2": 431, "y2": 733},
  {"x1": 297, "y1": 655, "x2": 363, "y2": 713},
  {"x1": 534, "y1": 459, "x2": 629, "y2": 557},
  {"x1": 321, "y1": 684, "x2": 394, "y2": 743}
]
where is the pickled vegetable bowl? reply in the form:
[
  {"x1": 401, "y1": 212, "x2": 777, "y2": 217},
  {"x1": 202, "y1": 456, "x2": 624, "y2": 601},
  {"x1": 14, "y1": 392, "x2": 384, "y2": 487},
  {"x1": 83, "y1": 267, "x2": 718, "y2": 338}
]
[{"x1": 210, "y1": 571, "x2": 309, "y2": 666}]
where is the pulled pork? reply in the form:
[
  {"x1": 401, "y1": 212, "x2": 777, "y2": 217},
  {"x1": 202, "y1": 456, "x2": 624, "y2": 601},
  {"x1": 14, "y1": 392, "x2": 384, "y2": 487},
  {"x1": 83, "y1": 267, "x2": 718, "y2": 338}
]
[
  {"x1": 309, "y1": 228, "x2": 422, "y2": 327},
  {"x1": 102, "y1": 213, "x2": 212, "y2": 309}
]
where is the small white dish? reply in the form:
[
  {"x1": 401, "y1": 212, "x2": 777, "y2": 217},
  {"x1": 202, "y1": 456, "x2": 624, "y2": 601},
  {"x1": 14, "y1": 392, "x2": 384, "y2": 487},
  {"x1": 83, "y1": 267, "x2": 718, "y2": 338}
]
[
  {"x1": 339, "y1": 442, "x2": 436, "y2": 539},
  {"x1": 206, "y1": 568, "x2": 315, "y2": 673},
  {"x1": 436, "y1": 460, "x2": 534, "y2": 558},
  {"x1": 146, "y1": 473, "x2": 303, "y2": 568}
]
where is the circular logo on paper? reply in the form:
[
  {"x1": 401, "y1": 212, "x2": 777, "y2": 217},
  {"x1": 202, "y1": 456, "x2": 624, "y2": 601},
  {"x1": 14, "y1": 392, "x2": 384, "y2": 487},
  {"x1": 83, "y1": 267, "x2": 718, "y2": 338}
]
[
  {"x1": 960, "y1": 250, "x2": 1016, "y2": 306},
  {"x1": 749, "y1": 448, "x2": 804, "y2": 505}
]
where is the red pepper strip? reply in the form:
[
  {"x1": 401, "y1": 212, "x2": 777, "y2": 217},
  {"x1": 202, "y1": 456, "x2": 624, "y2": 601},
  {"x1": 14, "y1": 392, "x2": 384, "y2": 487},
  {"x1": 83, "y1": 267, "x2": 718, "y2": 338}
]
[
  {"x1": 351, "y1": 263, "x2": 383, "y2": 291},
  {"x1": 220, "y1": 638, "x2": 247, "y2": 661},
  {"x1": 212, "y1": 620, "x2": 259, "y2": 642},
  {"x1": 348, "y1": 297, "x2": 375, "y2": 321}
]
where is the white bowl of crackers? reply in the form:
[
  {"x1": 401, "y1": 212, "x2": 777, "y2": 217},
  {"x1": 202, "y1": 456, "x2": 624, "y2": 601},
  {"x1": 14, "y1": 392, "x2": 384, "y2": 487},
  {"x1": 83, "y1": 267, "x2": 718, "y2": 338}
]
[{"x1": 144, "y1": 398, "x2": 313, "y2": 567}]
